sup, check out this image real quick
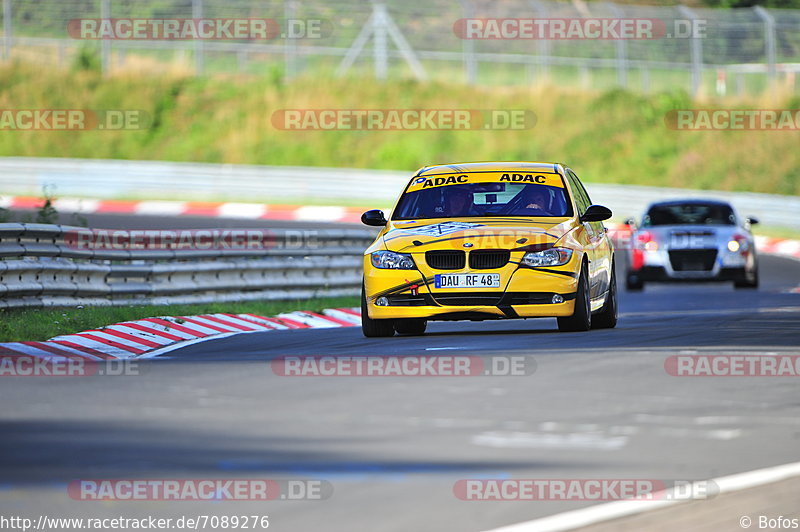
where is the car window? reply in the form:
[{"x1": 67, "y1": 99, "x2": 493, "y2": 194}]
[
  {"x1": 565, "y1": 169, "x2": 590, "y2": 215},
  {"x1": 393, "y1": 181, "x2": 574, "y2": 219},
  {"x1": 568, "y1": 169, "x2": 593, "y2": 203},
  {"x1": 643, "y1": 203, "x2": 736, "y2": 226}
]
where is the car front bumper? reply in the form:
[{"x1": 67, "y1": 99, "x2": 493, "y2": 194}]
[
  {"x1": 364, "y1": 256, "x2": 580, "y2": 321},
  {"x1": 629, "y1": 245, "x2": 752, "y2": 282}
]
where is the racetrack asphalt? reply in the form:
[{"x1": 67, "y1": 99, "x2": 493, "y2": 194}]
[{"x1": 1, "y1": 215, "x2": 798, "y2": 532}]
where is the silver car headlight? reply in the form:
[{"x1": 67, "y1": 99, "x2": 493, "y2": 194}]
[
  {"x1": 371, "y1": 250, "x2": 416, "y2": 270},
  {"x1": 521, "y1": 247, "x2": 573, "y2": 267}
]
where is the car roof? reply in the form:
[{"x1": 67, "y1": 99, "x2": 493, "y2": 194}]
[
  {"x1": 416, "y1": 161, "x2": 561, "y2": 176},
  {"x1": 647, "y1": 198, "x2": 734, "y2": 209}
]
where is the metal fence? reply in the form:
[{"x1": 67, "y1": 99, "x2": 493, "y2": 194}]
[
  {"x1": 0, "y1": 0, "x2": 798, "y2": 96},
  {"x1": 0, "y1": 222, "x2": 375, "y2": 308},
  {"x1": 1, "y1": 157, "x2": 798, "y2": 229}
]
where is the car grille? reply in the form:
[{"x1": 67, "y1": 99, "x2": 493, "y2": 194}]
[
  {"x1": 386, "y1": 293, "x2": 435, "y2": 306},
  {"x1": 431, "y1": 292, "x2": 503, "y2": 306},
  {"x1": 507, "y1": 293, "x2": 565, "y2": 305},
  {"x1": 428, "y1": 292, "x2": 574, "y2": 306},
  {"x1": 425, "y1": 251, "x2": 465, "y2": 270},
  {"x1": 669, "y1": 249, "x2": 717, "y2": 271},
  {"x1": 425, "y1": 250, "x2": 510, "y2": 270},
  {"x1": 469, "y1": 250, "x2": 510, "y2": 270}
]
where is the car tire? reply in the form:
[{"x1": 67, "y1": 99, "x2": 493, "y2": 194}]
[
  {"x1": 361, "y1": 283, "x2": 395, "y2": 338},
  {"x1": 592, "y1": 266, "x2": 618, "y2": 329},
  {"x1": 734, "y1": 266, "x2": 759, "y2": 289},
  {"x1": 394, "y1": 318, "x2": 427, "y2": 336},
  {"x1": 625, "y1": 272, "x2": 644, "y2": 291},
  {"x1": 558, "y1": 265, "x2": 591, "y2": 332}
]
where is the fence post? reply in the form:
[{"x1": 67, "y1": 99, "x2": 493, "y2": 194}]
[
  {"x1": 101, "y1": 0, "x2": 110, "y2": 75},
  {"x1": 529, "y1": 0, "x2": 550, "y2": 82},
  {"x1": 460, "y1": 0, "x2": 477, "y2": 85},
  {"x1": 192, "y1": 0, "x2": 204, "y2": 75},
  {"x1": 608, "y1": 4, "x2": 628, "y2": 88},
  {"x1": 284, "y1": 0, "x2": 297, "y2": 79},
  {"x1": 678, "y1": 6, "x2": 702, "y2": 97},
  {"x1": 337, "y1": 3, "x2": 426, "y2": 81},
  {"x1": 2, "y1": 0, "x2": 11, "y2": 61},
  {"x1": 753, "y1": 6, "x2": 776, "y2": 89},
  {"x1": 373, "y1": 3, "x2": 388, "y2": 80}
]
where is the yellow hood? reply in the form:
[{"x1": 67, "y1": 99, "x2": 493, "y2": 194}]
[{"x1": 380, "y1": 217, "x2": 576, "y2": 253}]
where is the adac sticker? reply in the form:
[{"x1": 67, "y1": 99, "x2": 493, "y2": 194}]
[{"x1": 406, "y1": 172, "x2": 564, "y2": 191}]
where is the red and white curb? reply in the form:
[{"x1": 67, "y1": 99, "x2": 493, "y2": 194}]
[
  {"x1": 754, "y1": 235, "x2": 800, "y2": 261},
  {"x1": 0, "y1": 196, "x2": 368, "y2": 224},
  {"x1": 0, "y1": 308, "x2": 362, "y2": 361}
]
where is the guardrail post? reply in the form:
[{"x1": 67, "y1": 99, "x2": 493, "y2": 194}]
[
  {"x1": 2, "y1": 0, "x2": 11, "y2": 61},
  {"x1": 678, "y1": 6, "x2": 702, "y2": 97},
  {"x1": 192, "y1": 0, "x2": 204, "y2": 75}
]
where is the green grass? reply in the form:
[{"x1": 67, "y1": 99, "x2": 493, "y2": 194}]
[
  {"x1": 1, "y1": 63, "x2": 799, "y2": 197},
  {"x1": 0, "y1": 296, "x2": 359, "y2": 343},
  {"x1": 753, "y1": 225, "x2": 800, "y2": 240}
]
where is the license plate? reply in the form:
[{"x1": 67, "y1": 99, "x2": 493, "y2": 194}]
[
  {"x1": 670, "y1": 234, "x2": 714, "y2": 248},
  {"x1": 434, "y1": 273, "x2": 500, "y2": 289}
]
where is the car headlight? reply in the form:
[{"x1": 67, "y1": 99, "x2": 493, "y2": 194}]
[
  {"x1": 521, "y1": 247, "x2": 573, "y2": 267},
  {"x1": 371, "y1": 250, "x2": 416, "y2": 270}
]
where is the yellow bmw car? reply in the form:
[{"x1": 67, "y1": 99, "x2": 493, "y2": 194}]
[{"x1": 360, "y1": 162, "x2": 617, "y2": 337}]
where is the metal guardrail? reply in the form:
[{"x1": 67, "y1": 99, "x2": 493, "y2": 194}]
[
  {"x1": 0, "y1": 223, "x2": 376, "y2": 309},
  {"x1": 0, "y1": 157, "x2": 797, "y2": 229},
  {"x1": 0, "y1": 157, "x2": 409, "y2": 204}
]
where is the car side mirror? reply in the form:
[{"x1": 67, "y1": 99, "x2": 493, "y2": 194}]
[
  {"x1": 361, "y1": 209, "x2": 388, "y2": 227},
  {"x1": 746, "y1": 216, "x2": 759, "y2": 226},
  {"x1": 580, "y1": 205, "x2": 613, "y2": 223}
]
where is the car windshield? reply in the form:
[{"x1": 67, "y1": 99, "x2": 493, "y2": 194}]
[
  {"x1": 643, "y1": 203, "x2": 736, "y2": 226},
  {"x1": 392, "y1": 182, "x2": 573, "y2": 220}
]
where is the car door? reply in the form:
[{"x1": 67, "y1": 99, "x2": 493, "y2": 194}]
[{"x1": 566, "y1": 169, "x2": 610, "y2": 301}]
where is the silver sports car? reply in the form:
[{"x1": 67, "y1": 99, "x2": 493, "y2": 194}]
[{"x1": 624, "y1": 199, "x2": 759, "y2": 290}]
